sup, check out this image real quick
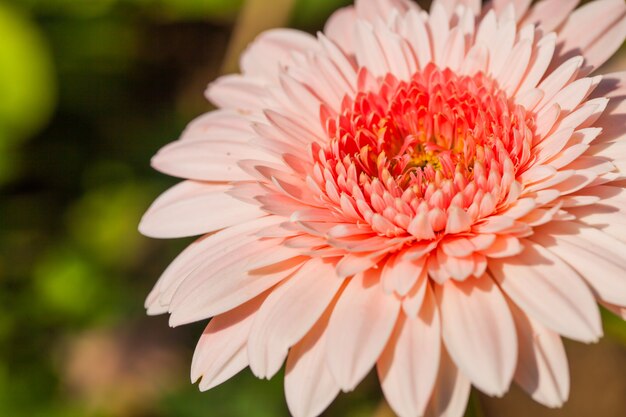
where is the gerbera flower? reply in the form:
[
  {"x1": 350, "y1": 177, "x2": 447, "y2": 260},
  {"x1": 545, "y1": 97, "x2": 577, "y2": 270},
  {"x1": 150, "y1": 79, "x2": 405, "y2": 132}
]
[{"x1": 139, "y1": 0, "x2": 626, "y2": 416}]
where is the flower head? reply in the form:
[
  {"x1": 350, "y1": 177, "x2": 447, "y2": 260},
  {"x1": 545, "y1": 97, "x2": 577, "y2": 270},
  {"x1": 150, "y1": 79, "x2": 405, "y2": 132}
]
[{"x1": 140, "y1": 0, "x2": 626, "y2": 416}]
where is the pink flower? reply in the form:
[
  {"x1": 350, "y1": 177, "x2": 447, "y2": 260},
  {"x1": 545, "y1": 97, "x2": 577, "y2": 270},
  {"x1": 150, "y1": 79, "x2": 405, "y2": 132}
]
[{"x1": 140, "y1": 0, "x2": 626, "y2": 416}]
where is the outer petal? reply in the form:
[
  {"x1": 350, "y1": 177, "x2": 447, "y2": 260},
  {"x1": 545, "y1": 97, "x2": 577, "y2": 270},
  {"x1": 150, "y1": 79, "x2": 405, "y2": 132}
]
[
  {"x1": 248, "y1": 258, "x2": 344, "y2": 379},
  {"x1": 151, "y1": 140, "x2": 277, "y2": 182},
  {"x1": 423, "y1": 346, "x2": 471, "y2": 417},
  {"x1": 555, "y1": 0, "x2": 626, "y2": 71},
  {"x1": 146, "y1": 216, "x2": 285, "y2": 314},
  {"x1": 489, "y1": 240, "x2": 602, "y2": 342},
  {"x1": 436, "y1": 274, "x2": 517, "y2": 396},
  {"x1": 521, "y1": 0, "x2": 578, "y2": 33},
  {"x1": 168, "y1": 253, "x2": 307, "y2": 326},
  {"x1": 326, "y1": 269, "x2": 401, "y2": 391},
  {"x1": 510, "y1": 302, "x2": 570, "y2": 408},
  {"x1": 285, "y1": 300, "x2": 340, "y2": 417},
  {"x1": 531, "y1": 222, "x2": 626, "y2": 306},
  {"x1": 139, "y1": 181, "x2": 265, "y2": 238},
  {"x1": 191, "y1": 292, "x2": 268, "y2": 391},
  {"x1": 240, "y1": 29, "x2": 319, "y2": 80},
  {"x1": 378, "y1": 287, "x2": 441, "y2": 417},
  {"x1": 324, "y1": 7, "x2": 357, "y2": 53}
]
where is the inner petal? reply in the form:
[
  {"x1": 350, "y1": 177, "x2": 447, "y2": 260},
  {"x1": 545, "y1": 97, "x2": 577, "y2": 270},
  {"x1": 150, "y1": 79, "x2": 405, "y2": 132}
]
[{"x1": 312, "y1": 64, "x2": 535, "y2": 238}]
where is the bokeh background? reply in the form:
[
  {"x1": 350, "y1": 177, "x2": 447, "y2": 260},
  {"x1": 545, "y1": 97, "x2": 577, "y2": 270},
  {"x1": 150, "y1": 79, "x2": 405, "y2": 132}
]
[{"x1": 1, "y1": 0, "x2": 625, "y2": 416}]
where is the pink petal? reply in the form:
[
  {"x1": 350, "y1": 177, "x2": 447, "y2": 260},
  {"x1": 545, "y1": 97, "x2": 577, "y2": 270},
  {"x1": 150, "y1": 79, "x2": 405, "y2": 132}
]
[
  {"x1": 152, "y1": 140, "x2": 274, "y2": 182},
  {"x1": 441, "y1": 237, "x2": 475, "y2": 258},
  {"x1": 146, "y1": 216, "x2": 284, "y2": 314},
  {"x1": 248, "y1": 258, "x2": 344, "y2": 378},
  {"x1": 445, "y1": 206, "x2": 472, "y2": 234},
  {"x1": 531, "y1": 222, "x2": 626, "y2": 306},
  {"x1": 335, "y1": 252, "x2": 384, "y2": 278},
  {"x1": 139, "y1": 181, "x2": 265, "y2": 238},
  {"x1": 423, "y1": 346, "x2": 471, "y2": 417},
  {"x1": 191, "y1": 292, "x2": 268, "y2": 390},
  {"x1": 205, "y1": 74, "x2": 269, "y2": 110},
  {"x1": 521, "y1": 0, "x2": 579, "y2": 32},
  {"x1": 285, "y1": 303, "x2": 340, "y2": 417},
  {"x1": 510, "y1": 302, "x2": 570, "y2": 408},
  {"x1": 326, "y1": 270, "x2": 401, "y2": 391},
  {"x1": 556, "y1": 0, "x2": 626, "y2": 70},
  {"x1": 437, "y1": 248, "x2": 476, "y2": 281},
  {"x1": 517, "y1": 33, "x2": 557, "y2": 96},
  {"x1": 479, "y1": 235, "x2": 522, "y2": 258},
  {"x1": 602, "y1": 302, "x2": 626, "y2": 320},
  {"x1": 169, "y1": 253, "x2": 306, "y2": 326},
  {"x1": 354, "y1": 21, "x2": 389, "y2": 77},
  {"x1": 402, "y1": 9, "x2": 433, "y2": 68},
  {"x1": 436, "y1": 275, "x2": 517, "y2": 396},
  {"x1": 378, "y1": 290, "x2": 441, "y2": 417},
  {"x1": 493, "y1": 0, "x2": 531, "y2": 20},
  {"x1": 179, "y1": 110, "x2": 255, "y2": 142},
  {"x1": 240, "y1": 29, "x2": 319, "y2": 80},
  {"x1": 381, "y1": 252, "x2": 427, "y2": 296},
  {"x1": 402, "y1": 271, "x2": 429, "y2": 318},
  {"x1": 489, "y1": 240, "x2": 602, "y2": 342},
  {"x1": 324, "y1": 7, "x2": 357, "y2": 53}
]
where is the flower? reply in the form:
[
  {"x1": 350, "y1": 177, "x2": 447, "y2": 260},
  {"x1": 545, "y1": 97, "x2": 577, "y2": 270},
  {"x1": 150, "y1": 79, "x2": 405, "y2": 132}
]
[{"x1": 139, "y1": 0, "x2": 626, "y2": 416}]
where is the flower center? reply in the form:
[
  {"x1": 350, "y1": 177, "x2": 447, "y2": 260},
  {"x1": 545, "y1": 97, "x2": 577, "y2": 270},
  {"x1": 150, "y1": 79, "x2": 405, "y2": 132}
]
[{"x1": 312, "y1": 64, "x2": 534, "y2": 239}]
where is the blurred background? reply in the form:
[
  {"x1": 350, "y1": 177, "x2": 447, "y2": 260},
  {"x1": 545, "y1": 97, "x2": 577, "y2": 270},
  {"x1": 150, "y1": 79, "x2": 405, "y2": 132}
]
[{"x1": 0, "y1": 0, "x2": 625, "y2": 416}]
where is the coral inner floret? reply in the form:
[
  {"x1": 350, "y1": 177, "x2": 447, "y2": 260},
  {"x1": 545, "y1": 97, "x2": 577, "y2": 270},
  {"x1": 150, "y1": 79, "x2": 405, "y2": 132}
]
[{"x1": 312, "y1": 64, "x2": 535, "y2": 238}]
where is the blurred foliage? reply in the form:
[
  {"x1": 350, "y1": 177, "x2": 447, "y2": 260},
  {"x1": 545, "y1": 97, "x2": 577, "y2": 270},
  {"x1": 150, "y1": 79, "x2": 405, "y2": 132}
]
[
  {"x1": 0, "y1": 2, "x2": 56, "y2": 183},
  {"x1": 0, "y1": 0, "x2": 625, "y2": 416}
]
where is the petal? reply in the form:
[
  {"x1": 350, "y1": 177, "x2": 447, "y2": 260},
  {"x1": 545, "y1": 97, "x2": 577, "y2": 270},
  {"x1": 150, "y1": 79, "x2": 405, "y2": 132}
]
[
  {"x1": 531, "y1": 222, "x2": 626, "y2": 306},
  {"x1": 489, "y1": 240, "x2": 602, "y2": 342},
  {"x1": 146, "y1": 216, "x2": 284, "y2": 314},
  {"x1": 240, "y1": 29, "x2": 319, "y2": 80},
  {"x1": 285, "y1": 301, "x2": 340, "y2": 417},
  {"x1": 510, "y1": 302, "x2": 570, "y2": 408},
  {"x1": 556, "y1": 0, "x2": 626, "y2": 70},
  {"x1": 139, "y1": 181, "x2": 266, "y2": 238},
  {"x1": 378, "y1": 289, "x2": 441, "y2": 417},
  {"x1": 521, "y1": 0, "x2": 579, "y2": 33},
  {"x1": 324, "y1": 7, "x2": 357, "y2": 53},
  {"x1": 248, "y1": 258, "x2": 344, "y2": 379},
  {"x1": 423, "y1": 346, "x2": 471, "y2": 417},
  {"x1": 169, "y1": 252, "x2": 307, "y2": 326},
  {"x1": 206, "y1": 74, "x2": 269, "y2": 110},
  {"x1": 179, "y1": 110, "x2": 255, "y2": 142},
  {"x1": 151, "y1": 140, "x2": 273, "y2": 182},
  {"x1": 381, "y1": 252, "x2": 427, "y2": 296},
  {"x1": 436, "y1": 274, "x2": 517, "y2": 396},
  {"x1": 191, "y1": 292, "x2": 268, "y2": 390},
  {"x1": 326, "y1": 269, "x2": 401, "y2": 391}
]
